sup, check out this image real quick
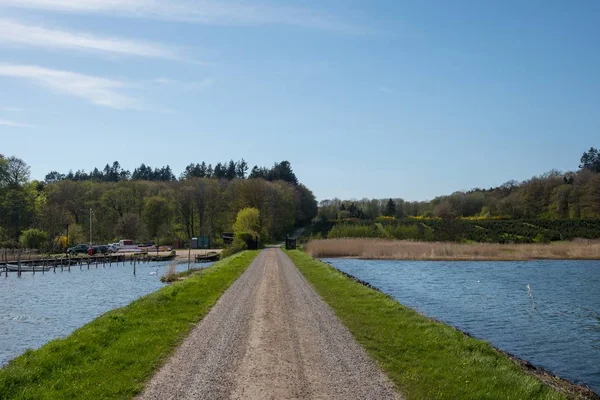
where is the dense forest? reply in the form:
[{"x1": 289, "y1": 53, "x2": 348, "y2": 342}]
[
  {"x1": 3, "y1": 147, "x2": 600, "y2": 249},
  {"x1": 0, "y1": 156, "x2": 317, "y2": 250},
  {"x1": 312, "y1": 147, "x2": 600, "y2": 242},
  {"x1": 43, "y1": 158, "x2": 299, "y2": 184}
]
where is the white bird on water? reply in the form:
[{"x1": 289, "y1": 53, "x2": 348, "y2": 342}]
[{"x1": 149, "y1": 268, "x2": 158, "y2": 276}]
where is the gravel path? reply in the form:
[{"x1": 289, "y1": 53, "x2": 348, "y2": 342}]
[{"x1": 138, "y1": 248, "x2": 400, "y2": 400}]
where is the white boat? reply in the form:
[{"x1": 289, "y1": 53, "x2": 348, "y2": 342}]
[
  {"x1": 117, "y1": 239, "x2": 142, "y2": 253},
  {"x1": 5, "y1": 264, "x2": 53, "y2": 272}
]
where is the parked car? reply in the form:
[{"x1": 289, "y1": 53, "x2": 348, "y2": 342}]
[
  {"x1": 67, "y1": 244, "x2": 89, "y2": 255},
  {"x1": 92, "y1": 245, "x2": 109, "y2": 255},
  {"x1": 106, "y1": 244, "x2": 118, "y2": 253}
]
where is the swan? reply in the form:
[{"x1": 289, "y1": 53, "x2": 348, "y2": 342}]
[{"x1": 149, "y1": 268, "x2": 158, "y2": 276}]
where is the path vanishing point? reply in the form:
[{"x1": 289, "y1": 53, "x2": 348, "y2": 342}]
[{"x1": 139, "y1": 248, "x2": 400, "y2": 400}]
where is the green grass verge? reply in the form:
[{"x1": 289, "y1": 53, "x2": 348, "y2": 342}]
[
  {"x1": 285, "y1": 250, "x2": 566, "y2": 400},
  {"x1": 0, "y1": 250, "x2": 258, "y2": 400}
]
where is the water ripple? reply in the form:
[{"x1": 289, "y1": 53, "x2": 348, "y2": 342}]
[
  {"x1": 325, "y1": 258, "x2": 600, "y2": 393},
  {"x1": 0, "y1": 262, "x2": 210, "y2": 366}
]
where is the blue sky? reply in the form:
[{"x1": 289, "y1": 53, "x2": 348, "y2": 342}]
[{"x1": 0, "y1": 0, "x2": 598, "y2": 201}]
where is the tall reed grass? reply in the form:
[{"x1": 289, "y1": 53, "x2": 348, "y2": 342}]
[
  {"x1": 161, "y1": 263, "x2": 178, "y2": 282},
  {"x1": 305, "y1": 238, "x2": 600, "y2": 260}
]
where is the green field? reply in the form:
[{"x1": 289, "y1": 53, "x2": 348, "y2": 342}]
[
  {"x1": 0, "y1": 251, "x2": 258, "y2": 400},
  {"x1": 286, "y1": 250, "x2": 569, "y2": 400}
]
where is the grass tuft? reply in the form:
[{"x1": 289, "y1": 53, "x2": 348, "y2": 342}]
[
  {"x1": 0, "y1": 251, "x2": 258, "y2": 400},
  {"x1": 160, "y1": 262, "x2": 178, "y2": 283}
]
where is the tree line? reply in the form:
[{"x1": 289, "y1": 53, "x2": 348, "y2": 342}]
[
  {"x1": 0, "y1": 155, "x2": 317, "y2": 249},
  {"x1": 44, "y1": 159, "x2": 299, "y2": 185},
  {"x1": 318, "y1": 147, "x2": 600, "y2": 223}
]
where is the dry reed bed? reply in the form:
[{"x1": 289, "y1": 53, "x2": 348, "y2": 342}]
[
  {"x1": 160, "y1": 263, "x2": 178, "y2": 282},
  {"x1": 306, "y1": 238, "x2": 600, "y2": 260}
]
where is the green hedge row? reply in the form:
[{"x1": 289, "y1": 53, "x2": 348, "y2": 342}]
[{"x1": 326, "y1": 219, "x2": 600, "y2": 243}]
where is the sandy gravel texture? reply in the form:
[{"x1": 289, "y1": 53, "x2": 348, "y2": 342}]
[{"x1": 138, "y1": 248, "x2": 400, "y2": 400}]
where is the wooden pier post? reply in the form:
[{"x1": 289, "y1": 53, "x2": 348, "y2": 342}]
[{"x1": 17, "y1": 250, "x2": 22, "y2": 277}]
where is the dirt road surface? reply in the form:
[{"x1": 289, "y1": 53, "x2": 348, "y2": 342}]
[{"x1": 138, "y1": 248, "x2": 400, "y2": 400}]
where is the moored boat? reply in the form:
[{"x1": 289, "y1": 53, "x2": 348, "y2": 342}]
[
  {"x1": 5, "y1": 264, "x2": 53, "y2": 272},
  {"x1": 117, "y1": 239, "x2": 142, "y2": 253},
  {"x1": 195, "y1": 252, "x2": 220, "y2": 263}
]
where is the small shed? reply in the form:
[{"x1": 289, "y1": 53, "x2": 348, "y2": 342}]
[{"x1": 191, "y1": 236, "x2": 211, "y2": 249}]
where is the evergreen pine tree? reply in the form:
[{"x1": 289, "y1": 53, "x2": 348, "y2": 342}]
[{"x1": 385, "y1": 198, "x2": 396, "y2": 217}]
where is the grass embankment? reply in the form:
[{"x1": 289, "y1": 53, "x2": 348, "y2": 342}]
[
  {"x1": 0, "y1": 251, "x2": 258, "y2": 400},
  {"x1": 286, "y1": 250, "x2": 572, "y2": 400},
  {"x1": 306, "y1": 238, "x2": 600, "y2": 260}
]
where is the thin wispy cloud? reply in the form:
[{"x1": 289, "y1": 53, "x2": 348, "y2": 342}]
[
  {"x1": 0, "y1": 19, "x2": 178, "y2": 59},
  {"x1": 0, "y1": 119, "x2": 32, "y2": 128},
  {"x1": 153, "y1": 77, "x2": 215, "y2": 90},
  {"x1": 378, "y1": 86, "x2": 395, "y2": 95},
  {"x1": 1, "y1": 106, "x2": 24, "y2": 112},
  {"x1": 0, "y1": 0, "x2": 364, "y2": 34},
  {"x1": 186, "y1": 78, "x2": 215, "y2": 90},
  {"x1": 0, "y1": 63, "x2": 139, "y2": 110}
]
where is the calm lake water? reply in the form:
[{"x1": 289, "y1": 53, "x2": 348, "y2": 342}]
[
  {"x1": 0, "y1": 261, "x2": 211, "y2": 366},
  {"x1": 325, "y1": 258, "x2": 600, "y2": 393}
]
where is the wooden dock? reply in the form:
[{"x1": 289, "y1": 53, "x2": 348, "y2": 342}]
[{"x1": 1, "y1": 251, "x2": 177, "y2": 277}]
